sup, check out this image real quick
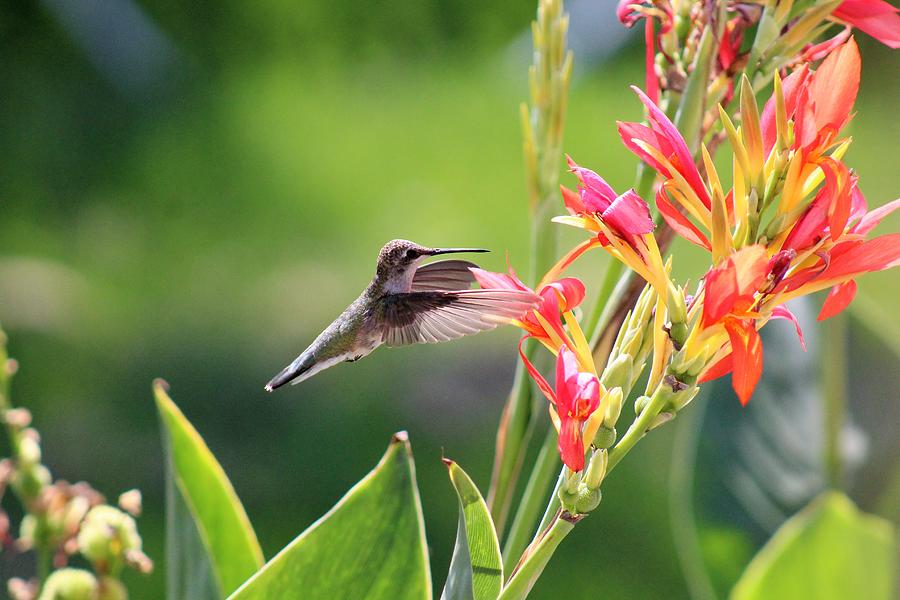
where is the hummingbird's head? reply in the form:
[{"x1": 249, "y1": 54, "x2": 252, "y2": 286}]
[{"x1": 375, "y1": 239, "x2": 489, "y2": 292}]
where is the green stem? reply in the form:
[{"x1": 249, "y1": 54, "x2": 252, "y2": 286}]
[
  {"x1": 607, "y1": 383, "x2": 670, "y2": 474},
  {"x1": 823, "y1": 312, "x2": 847, "y2": 490},
  {"x1": 488, "y1": 360, "x2": 536, "y2": 534},
  {"x1": 502, "y1": 424, "x2": 560, "y2": 574},
  {"x1": 669, "y1": 394, "x2": 716, "y2": 600},
  {"x1": 498, "y1": 514, "x2": 577, "y2": 600}
]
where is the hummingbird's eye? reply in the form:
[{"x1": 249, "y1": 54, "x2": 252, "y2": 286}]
[{"x1": 405, "y1": 249, "x2": 419, "y2": 259}]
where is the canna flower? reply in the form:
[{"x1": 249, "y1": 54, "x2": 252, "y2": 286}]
[
  {"x1": 522, "y1": 345, "x2": 601, "y2": 471},
  {"x1": 761, "y1": 38, "x2": 860, "y2": 156},
  {"x1": 470, "y1": 266, "x2": 594, "y2": 372},
  {"x1": 618, "y1": 86, "x2": 711, "y2": 212},
  {"x1": 553, "y1": 157, "x2": 668, "y2": 294},
  {"x1": 833, "y1": 0, "x2": 900, "y2": 49}
]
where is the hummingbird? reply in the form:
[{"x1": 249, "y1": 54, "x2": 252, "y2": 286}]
[{"x1": 265, "y1": 239, "x2": 540, "y2": 391}]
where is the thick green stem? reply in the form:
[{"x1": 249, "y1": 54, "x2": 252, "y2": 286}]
[
  {"x1": 498, "y1": 514, "x2": 577, "y2": 600},
  {"x1": 502, "y1": 424, "x2": 560, "y2": 573},
  {"x1": 823, "y1": 313, "x2": 847, "y2": 490}
]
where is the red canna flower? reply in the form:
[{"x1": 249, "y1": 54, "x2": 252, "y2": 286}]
[
  {"x1": 761, "y1": 38, "x2": 860, "y2": 155},
  {"x1": 470, "y1": 266, "x2": 586, "y2": 358},
  {"x1": 554, "y1": 158, "x2": 668, "y2": 295},
  {"x1": 521, "y1": 345, "x2": 600, "y2": 471},
  {"x1": 618, "y1": 87, "x2": 711, "y2": 210},
  {"x1": 833, "y1": 0, "x2": 900, "y2": 49}
]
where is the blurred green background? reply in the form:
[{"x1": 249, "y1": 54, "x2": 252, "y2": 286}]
[{"x1": 1, "y1": 1, "x2": 898, "y2": 597}]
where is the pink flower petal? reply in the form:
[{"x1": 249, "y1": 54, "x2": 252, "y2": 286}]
[
  {"x1": 834, "y1": 0, "x2": 900, "y2": 48},
  {"x1": 771, "y1": 305, "x2": 807, "y2": 351},
  {"x1": 603, "y1": 189, "x2": 655, "y2": 236}
]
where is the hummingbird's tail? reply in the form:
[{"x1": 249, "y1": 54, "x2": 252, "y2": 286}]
[{"x1": 264, "y1": 352, "x2": 316, "y2": 392}]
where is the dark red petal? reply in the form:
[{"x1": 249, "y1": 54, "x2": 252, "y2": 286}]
[
  {"x1": 724, "y1": 318, "x2": 764, "y2": 406},
  {"x1": 818, "y1": 280, "x2": 858, "y2": 321}
]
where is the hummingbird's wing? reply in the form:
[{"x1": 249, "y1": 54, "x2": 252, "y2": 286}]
[
  {"x1": 379, "y1": 289, "x2": 539, "y2": 346},
  {"x1": 410, "y1": 259, "x2": 479, "y2": 292}
]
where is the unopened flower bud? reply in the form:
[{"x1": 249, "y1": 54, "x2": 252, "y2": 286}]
[
  {"x1": 6, "y1": 358, "x2": 18, "y2": 377},
  {"x1": 600, "y1": 354, "x2": 633, "y2": 391},
  {"x1": 560, "y1": 481, "x2": 601, "y2": 514},
  {"x1": 117, "y1": 490, "x2": 142, "y2": 517},
  {"x1": 77, "y1": 506, "x2": 142, "y2": 573},
  {"x1": 584, "y1": 449, "x2": 608, "y2": 490},
  {"x1": 603, "y1": 387, "x2": 624, "y2": 428},
  {"x1": 37, "y1": 568, "x2": 97, "y2": 600}
]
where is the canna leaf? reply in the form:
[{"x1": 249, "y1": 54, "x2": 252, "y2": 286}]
[
  {"x1": 154, "y1": 380, "x2": 264, "y2": 599},
  {"x1": 229, "y1": 432, "x2": 431, "y2": 600},
  {"x1": 731, "y1": 491, "x2": 895, "y2": 600},
  {"x1": 441, "y1": 460, "x2": 503, "y2": 600}
]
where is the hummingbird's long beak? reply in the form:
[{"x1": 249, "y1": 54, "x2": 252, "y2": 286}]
[{"x1": 428, "y1": 247, "x2": 490, "y2": 256}]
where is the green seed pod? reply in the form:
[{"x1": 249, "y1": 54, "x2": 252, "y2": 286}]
[
  {"x1": 37, "y1": 568, "x2": 98, "y2": 600},
  {"x1": 573, "y1": 484, "x2": 602, "y2": 514},
  {"x1": 592, "y1": 426, "x2": 616, "y2": 450}
]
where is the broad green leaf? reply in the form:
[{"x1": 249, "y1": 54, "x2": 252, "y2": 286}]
[
  {"x1": 731, "y1": 491, "x2": 895, "y2": 600},
  {"x1": 155, "y1": 380, "x2": 264, "y2": 598},
  {"x1": 228, "y1": 432, "x2": 432, "y2": 600},
  {"x1": 441, "y1": 460, "x2": 503, "y2": 600}
]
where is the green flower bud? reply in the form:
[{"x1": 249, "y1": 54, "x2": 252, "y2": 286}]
[
  {"x1": 77, "y1": 506, "x2": 141, "y2": 574},
  {"x1": 38, "y1": 568, "x2": 97, "y2": 600},
  {"x1": 603, "y1": 387, "x2": 624, "y2": 429},
  {"x1": 574, "y1": 485, "x2": 601, "y2": 514},
  {"x1": 13, "y1": 464, "x2": 52, "y2": 499},
  {"x1": 18, "y1": 433, "x2": 41, "y2": 467},
  {"x1": 600, "y1": 354, "x2": 633, "y2": 391},
  {"x1": 592, "y1": 426, "x2": 616, "y2": 450}
]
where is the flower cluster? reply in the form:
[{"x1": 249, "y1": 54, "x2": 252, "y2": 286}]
[
  {"x1": 475, "y1": 35, "x2": 898, "y2": 495},
  {"x1": 0, "y1": 333, "x2": 151, "y2": 600}
]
